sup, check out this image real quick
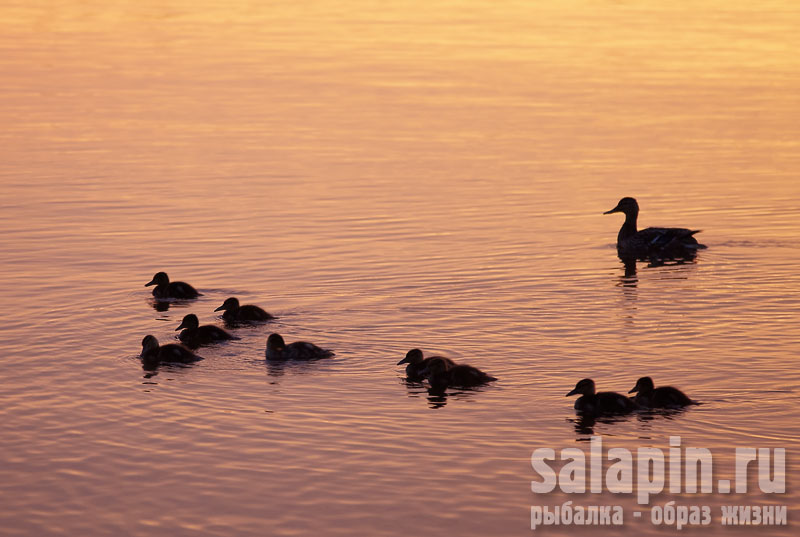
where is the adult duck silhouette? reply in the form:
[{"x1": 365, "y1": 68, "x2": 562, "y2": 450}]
[{"x1": 604, "y1": 197, "x2": 706, "y2": 261}]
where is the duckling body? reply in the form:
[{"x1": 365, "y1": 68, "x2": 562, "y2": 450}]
[
  {"x1": 140, "y1": 335, "x2": 203, "y2": 366},
  {"x1": 176, "y1": 314, "x2": 235, "y2": 347},
  {"x1": 424, "y1": 357, "x2": 496, "y2": 391},
  {"x1": 145, "y1": 272, "x2": 200, "y2": 299},
  {"x1": 604, "y1": 197, "x2": 706, "y2": 260},
  {"x1": 397, "y1": 349, "x2": 456, "y2": 381},
  {"x1": 265, "y1": 333, "x2": 334, "y2": 361},
  {"x1": 566, "y1": 378, "x2": 638, "y2": 415},
  {"x1": 629, "y1": 376, "x2": 697, "y2": 408},
  {"x1": 215, "y1": 297, "x2": 274, "y2": 322}
]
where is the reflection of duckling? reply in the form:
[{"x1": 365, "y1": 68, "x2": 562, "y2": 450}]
[
  {"x1": 424, "y1": 357, "x2": 496, "y2": 391},
  {"x1": 397, "y1": 348, "x2": 455, "y2": 381},
  {"x1": 604, "y1": 197, "x2": 706, "y2": 260},
  {"x1": 175, "y1": 314, "x2": 235, "y2": 347},
  {"x1": 628, "y1": 376, "x2": 698, "y2": 408},
  {"x1": 265, "y1": 333, "x2": 334, "y2": 361},
  {"x1": 140, "y1": 335, "x2": 203, "y2": 365},
  {"x1": 145, "y1": 272, "x2": 200, "y2": 299},
  {"x1": 566, "y1": 378, "x2": 638, "y2": 415},
  {"x1": 214, "y1": 297, "x2": 274, "y2": 322}
]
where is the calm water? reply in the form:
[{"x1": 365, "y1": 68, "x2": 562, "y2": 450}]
[{"x1": 1, "y1": 1, "x2": 799, "y2": 535}]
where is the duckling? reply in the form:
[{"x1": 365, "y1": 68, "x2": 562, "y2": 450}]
[
  {"x1": 628, "y1": 376, "x2": 698, "y2": 408},
  {"x1": 397, "y1": 348, "x2": 456, "y2": 381},
  {"x1": 566, "y1": 378, "x2": 638, "y2": 415},
  {"x1": 424, "y1": 356, "x2": 496, "y2": 392},
  {"x1": 140, "y1": 335, "x2": 203, "y2": 366},
  {"x1": 604, "y1": 197, "x2": 706, "y2": 260},
  {"x1": 214, "y1": 297, "x2": 274, "y2": 322},
  {"x1": 175, "y1": 314, "x2": 235, "y2": 347},
  {"x1": 265, "y1": 333, "x2": 334, "y2": 361},
  {"x1": 145, "y1": 272, "x2": 200, "y2": 299}
]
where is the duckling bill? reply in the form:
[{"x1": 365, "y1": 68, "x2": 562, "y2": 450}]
[
  {"x1": 215, "y1": 297, "x2": 274, "y2": 322},
  {"x1": 628, "y1": 376, "x2": 698, "y2": 408},
  {"x1": 397, "y1": 348, "x2": 455, "y2": 381},
  {"x1": 265, "y1": 333, "x2": 334, "y2": 361},
  {"x1": 175, "y1": 314, "x2": 236, "y2": 348},
  {"x1": 604, "y1": 197, "x2": 706, "y2": 261},
  {"x1": 145, "y1": 272, "x2": 200, "y2": 299},
  {"x1": 566, "y1": 378, "x2": 638, "y2": 415}
]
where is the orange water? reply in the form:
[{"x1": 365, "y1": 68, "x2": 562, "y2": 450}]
[{"x1": 1, "y1": 1, "x2": 799, "y2": 535}]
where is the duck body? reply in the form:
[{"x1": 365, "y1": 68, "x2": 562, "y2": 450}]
[
  {"x1": 145, "y1": 272, "x2": 200, "y2": 299},
  {"x1": 573, "y1": 392, "x2": 639, "y2": 415},
  {"x1": 567, "y1": 378, "x2": 638, "y2": 415},
  {"x1": 604, "y1": 198, "x2": 706, "y2": 261},
  {"x1": 397, "y1": 349, "x2": 456, "y2": 381},
  {"x1": 215, "y1": 297, "x2": 274, "y2": 322},
  {"x1": 176, "y1": 314, "x2": 235, "y2": 347},
  {"x1": 629, "y1": 376, "x2": 697, "y2": 408},
  {"x1": 140, "y1": 335, "x2": 203, "y2": 366},
  {"x1": 424, "y1": 356, "x2": 496, "y2": 391},
  {"x1": 265, "y1": 333, "x2": 334, "y2": 361}
]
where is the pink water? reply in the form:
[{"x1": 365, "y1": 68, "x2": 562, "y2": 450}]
[{"x1": 1, "y1": 1, "x2": 799, "y2": 535}]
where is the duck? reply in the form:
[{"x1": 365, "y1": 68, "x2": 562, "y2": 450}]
[
  {"x1": 214, "y1": 297, "x2": 274, "y2": 322},
  {"x1": 397, "y1": 348, "x2": 456, "y2": 381},
  {"x1": 566, "y1": 378, "x2": 638, "y2": 415},
  {"x1": 145, "y1": 272, "x2": 200, "y2": 299},
  {"x1": 265, "y1": 333, "x2": 334, "y2": 361},
  {"x1": 604, "y1": 197, "x2": 706, "y2": 260},
  {"x1": 175, "y1": 314, "x2": 235, "y2": 347},
  {"x1": 423, "y1": 356, "x2": 496, "y2": 392},
  {"x1": 628, "y1": 376, "x2": 698, "y2": 408},
  {"x1": 140, "y1": 335, "x2": 203, "y2": 366}
]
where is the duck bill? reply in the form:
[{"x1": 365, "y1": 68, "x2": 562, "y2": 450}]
[
  {"x1": 145, "y1": 279, "x2": 157, "y2": 287},
  {"x1": 628, "y1": 386, "x2": 639, "y2": 394},
  {"x1": 213, "y1": 304, "x2": 225, "y2": 312},
  {"x1": 603, "y1": 206, "x2": 621, "y2": 215},
  {"x1": 397, "y1": 357, "x2": 410, "y2": 365},
  {"x1": 566, "y1": 388, "x2": 579, "y2": 396},
  {"x1": 175, "y1": 322, "x2": 188, "y2": 331}
]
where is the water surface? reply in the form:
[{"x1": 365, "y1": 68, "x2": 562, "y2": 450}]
[{"x1": 1, "y1": 1, "x2": 799, "y2": 535}]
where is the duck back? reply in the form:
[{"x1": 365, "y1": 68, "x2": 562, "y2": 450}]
[
  {"x1": 179, "y1": 325, "x2": 235, "y2": 347},
  {"x1": 281, "y1": 341, "x2": 334, "y2": 361},
  {"x1": 576, "y1": 392, "x2": 638, "y2": 415}
]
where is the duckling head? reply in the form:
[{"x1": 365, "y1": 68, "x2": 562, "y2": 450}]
[
  {"x1": 214, "y1": 297, "x2": 240, "y2": 312},
  {"x1": 604, "y1": 197, "x2": 639, "y2": 216},
  {"x1": 628, "y1": 376, "x2": 655, "y2": 395},
  {"x1": 566, "y1": 378, "x2": 596, "y2": 397},
  {"x1": 176, "y1": 314, "x2": 199, "y2": 331},
  {"x1": 141, "y1": 335, "x2": 160, "y2": 356},
  {"x1": 397, "y1": 348, "x2": 424, "y2": 366},
  {"x1": 145, "y1": 272, "x2": 169, "y2": 287},
  {"x1": 266, "y1": 333, "x2": 286, "y2": 353}
]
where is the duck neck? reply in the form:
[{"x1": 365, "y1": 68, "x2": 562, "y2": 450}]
[{"x1": 618, "y1": 210, "x2": 638, "y2": 242}]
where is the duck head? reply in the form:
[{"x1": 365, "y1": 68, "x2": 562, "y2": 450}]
[
  {"x1": 145, "y1": 272, "x2": 169, "y2": 287},
  {"x1": 176, "y1": 314, "x2": 199, "y2": 331},
  {"x1": 604, "y1": 197, "x2": 639, "y2": 216},
  {"x1": 141, "y1": 335, "x2": 160, "y2": 356},
  {"x1": 397, "y1": 348, "x2": 424, "y2": 366},
  {"x1": 566, "y1": 378, "x2": 596, "y2": 397},
  {"x1": 214, "y1": 297, "x2": 240, "y2": 312},
  {"x1": 266, "y1": 333, "x2": 286, "y2": 353},
  {"x1": 628, "y1": 376, "x2": 655, "y2": 395}
]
